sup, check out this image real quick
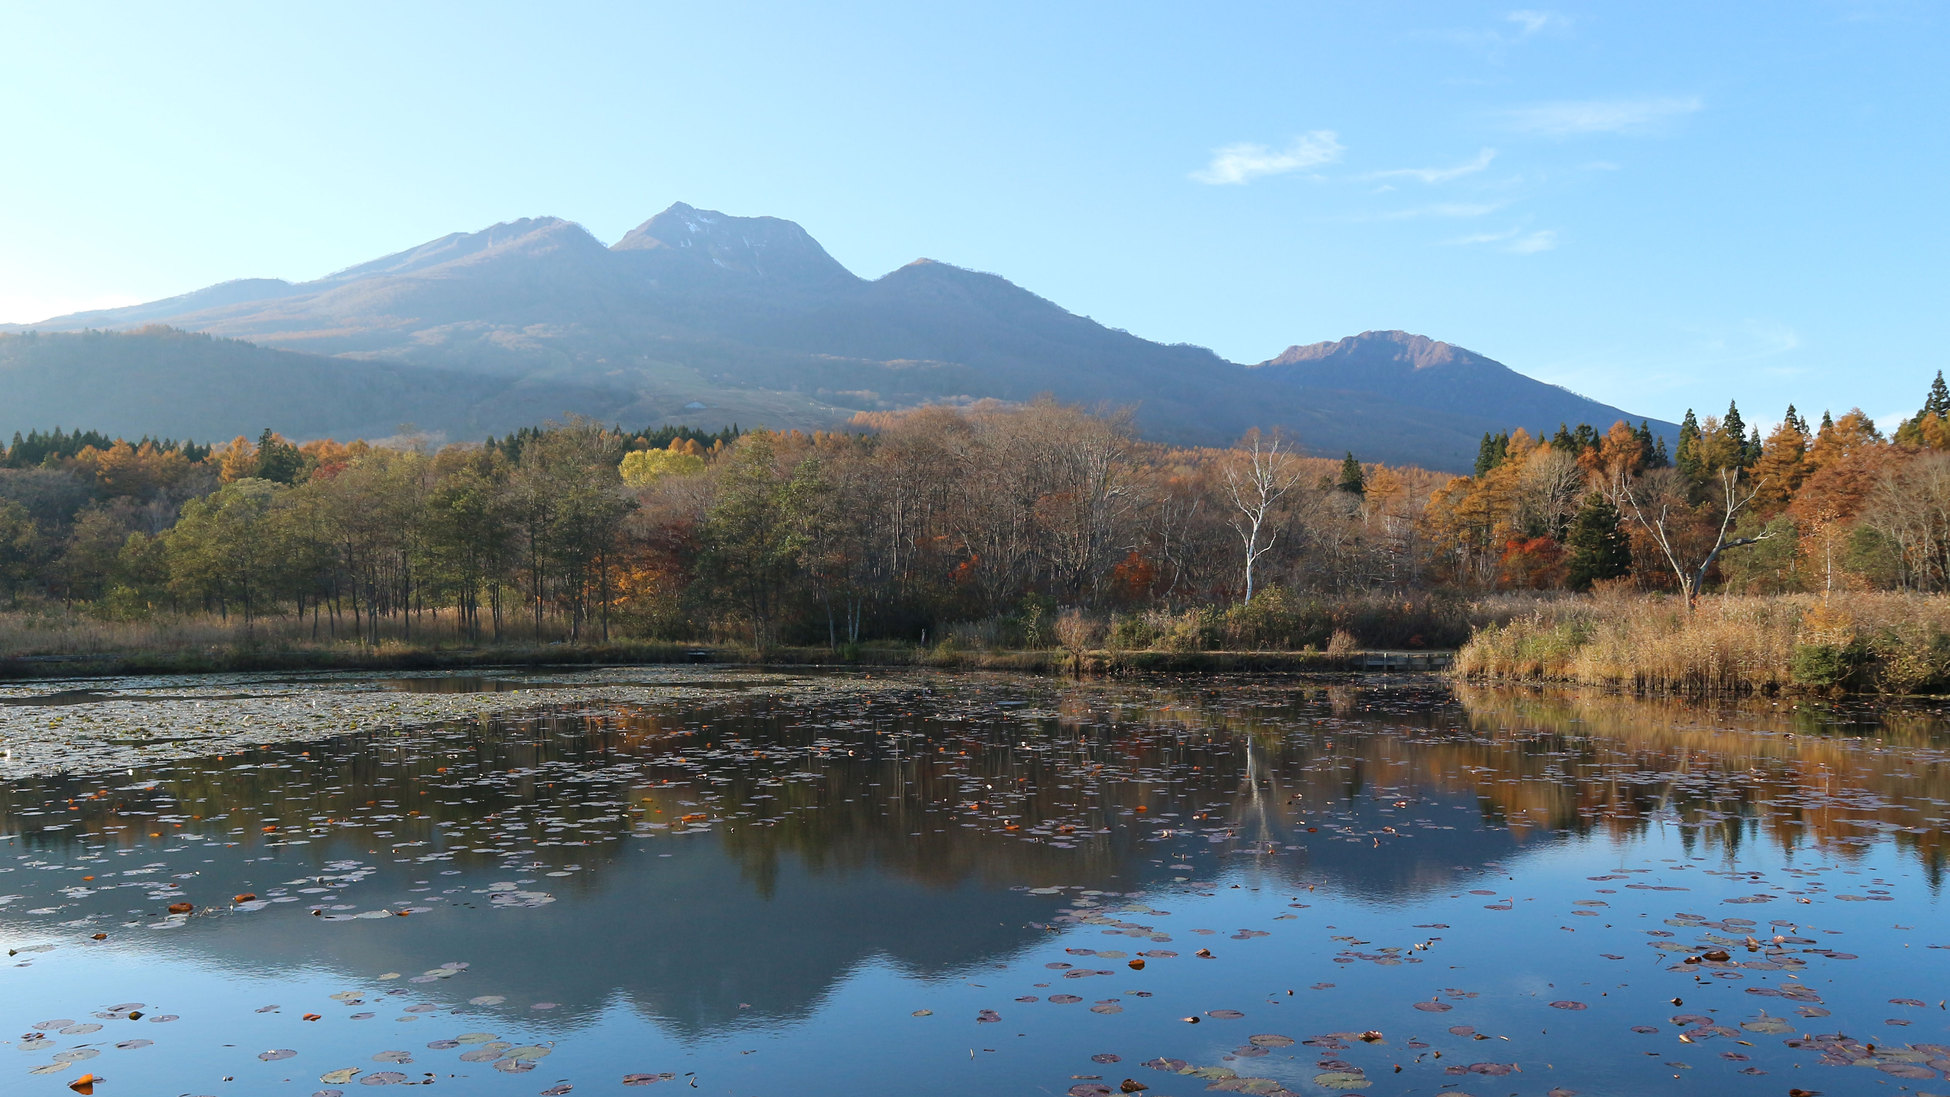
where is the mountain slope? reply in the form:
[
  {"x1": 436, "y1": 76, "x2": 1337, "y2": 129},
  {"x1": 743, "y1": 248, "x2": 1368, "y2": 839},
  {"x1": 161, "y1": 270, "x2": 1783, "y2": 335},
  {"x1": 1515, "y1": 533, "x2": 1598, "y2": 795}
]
[
  {"x1": 1254, "y1": 330, "x2": 1660, "y2": 439},
  {"x1": 0, "y1": 327, "x2": 634, "y2": 444},
  {"x1": 5, "y1": 205, "x2": 1674, "y2": 469}
]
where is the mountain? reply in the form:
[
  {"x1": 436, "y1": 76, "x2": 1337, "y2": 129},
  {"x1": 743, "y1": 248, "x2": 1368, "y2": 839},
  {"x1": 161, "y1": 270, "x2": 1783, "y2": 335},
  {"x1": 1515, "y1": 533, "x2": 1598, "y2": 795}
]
[
  {"x1": 3, "y1": 205, "x2": 1673, "y2": 469},
  {"x1": 0, "y1": 327, "x2": 633, "y2": 445},
  {"x1": 1253, "y1": 330, "x2": 1656, "y2": 439}
]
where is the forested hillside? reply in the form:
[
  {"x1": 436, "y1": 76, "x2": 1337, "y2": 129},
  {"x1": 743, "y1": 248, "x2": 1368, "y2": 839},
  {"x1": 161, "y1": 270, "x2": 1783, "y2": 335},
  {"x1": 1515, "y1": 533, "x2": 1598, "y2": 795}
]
[{"x1": 0, "y1": 374, "x2": 1942, "y2": 655}]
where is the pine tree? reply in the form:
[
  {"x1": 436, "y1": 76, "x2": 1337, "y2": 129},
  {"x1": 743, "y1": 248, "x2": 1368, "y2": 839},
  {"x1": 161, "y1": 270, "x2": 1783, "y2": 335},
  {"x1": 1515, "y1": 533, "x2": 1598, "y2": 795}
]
[
  {"x1": 1565, "y1": 493, "x2": 1631, "y2": 591},
  {"x1": 1474, "y1": 432, "x2": 1505, "y2": 477},
  {"x1": 1675, "y1": 410, "x2": 1702, "y2": 480},
  {"x1": 1784, "y1": 404, "x2": 1809, "y2": 436},
  {"x1": 254, "y1": 428, "x2": 303, "y2": 485},
  {"x1": 1337, "y1": 452, "x2": 1366, "y2": 495},
  {"x1": 1896, "y1": 373, "x2": 1950, "y2": 446},
  {"x1": 1722, "y1": 401, "x2": 1753, "y2": 468},
  {"x1": 1722, "y1": 401, "x2": 1746, "y2": 442}
]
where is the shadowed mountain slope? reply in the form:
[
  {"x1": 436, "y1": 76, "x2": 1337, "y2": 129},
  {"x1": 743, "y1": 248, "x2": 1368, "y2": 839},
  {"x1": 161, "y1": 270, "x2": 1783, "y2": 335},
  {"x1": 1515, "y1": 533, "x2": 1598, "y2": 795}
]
[
  {"x1": 0, "y1": 327, "x2": 633, "y2": 444},
  {"x1": 5, "y1": 205, "x2": 1672, "y2": 469}
]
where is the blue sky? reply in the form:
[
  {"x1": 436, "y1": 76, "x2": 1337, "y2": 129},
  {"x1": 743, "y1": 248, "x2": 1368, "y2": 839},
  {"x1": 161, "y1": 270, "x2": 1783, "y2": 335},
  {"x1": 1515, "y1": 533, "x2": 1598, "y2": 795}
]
[{"x1": 1, "y1": 1, "x2": 1943, "y2": 429}]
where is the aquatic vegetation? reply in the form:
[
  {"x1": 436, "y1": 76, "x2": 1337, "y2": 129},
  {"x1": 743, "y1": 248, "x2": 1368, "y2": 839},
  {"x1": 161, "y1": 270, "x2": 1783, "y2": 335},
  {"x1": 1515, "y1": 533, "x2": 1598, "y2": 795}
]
[{"x1": 0, "y1": 672, "x2": 1944, "y2": 1094}]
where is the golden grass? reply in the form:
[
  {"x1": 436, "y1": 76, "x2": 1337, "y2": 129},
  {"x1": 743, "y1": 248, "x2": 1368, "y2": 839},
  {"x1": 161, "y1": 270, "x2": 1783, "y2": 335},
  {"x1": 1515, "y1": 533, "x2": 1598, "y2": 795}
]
[{"x1": 1454, "y1": 592, "x2": 1950, "y2": 695}]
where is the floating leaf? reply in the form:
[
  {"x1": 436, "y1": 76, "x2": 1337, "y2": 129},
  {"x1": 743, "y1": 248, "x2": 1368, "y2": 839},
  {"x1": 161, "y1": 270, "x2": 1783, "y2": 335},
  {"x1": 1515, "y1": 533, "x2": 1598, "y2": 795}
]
[{"x1": 504, "y1": 1045, "x2": 552, "y2": 1061}]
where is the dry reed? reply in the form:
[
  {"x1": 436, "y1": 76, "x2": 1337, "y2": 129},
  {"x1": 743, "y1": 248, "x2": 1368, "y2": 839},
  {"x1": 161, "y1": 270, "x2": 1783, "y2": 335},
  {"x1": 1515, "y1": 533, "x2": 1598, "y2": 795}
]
[{"x1": 1454, "y1": 592, "x2": 1950, "y2": 695}]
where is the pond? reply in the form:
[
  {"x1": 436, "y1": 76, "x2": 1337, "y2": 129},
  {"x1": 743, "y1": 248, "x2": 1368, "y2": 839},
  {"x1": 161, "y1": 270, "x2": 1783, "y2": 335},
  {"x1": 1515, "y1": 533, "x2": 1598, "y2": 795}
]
[{"x1": 1, "y1": 669, "x2": 1948, "y2": 1096}]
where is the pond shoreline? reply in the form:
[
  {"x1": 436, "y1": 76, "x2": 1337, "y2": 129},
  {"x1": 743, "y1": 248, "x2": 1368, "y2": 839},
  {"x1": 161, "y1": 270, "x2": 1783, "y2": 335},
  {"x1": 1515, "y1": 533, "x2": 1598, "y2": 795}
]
[{"x1": 0, "y1": 641, "x2": 1451, "y2": 681}]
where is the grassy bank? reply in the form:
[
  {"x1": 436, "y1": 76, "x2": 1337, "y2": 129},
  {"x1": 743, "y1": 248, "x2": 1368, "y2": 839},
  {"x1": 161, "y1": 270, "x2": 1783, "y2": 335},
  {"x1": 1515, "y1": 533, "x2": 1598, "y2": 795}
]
[
  {"x1": 1454, "y1": 592, "x2": 1950, "y2": 695},
  {"x1": 0, "y1": 607, "x2": 1414, "y2": 681},
  {"x1": 0, "y1": 593, "x2": 1519, "y2": 681},
  {"x1": 0, "y1": 637, "x2": 1379, "y2": 681}
]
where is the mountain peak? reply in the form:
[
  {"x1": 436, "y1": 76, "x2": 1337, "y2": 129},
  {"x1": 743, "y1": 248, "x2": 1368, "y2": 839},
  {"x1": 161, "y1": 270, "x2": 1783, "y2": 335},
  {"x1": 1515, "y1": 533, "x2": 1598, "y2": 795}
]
[
  {"x1": 1263, "y1": 330, "x2": 1480, "y2": 371},
  {"x1": 317, "y1": 216, "x2": 605, "y2": 284},
  {"x1": 611, "y1": 203, "x2": 858, "y2": 285}
]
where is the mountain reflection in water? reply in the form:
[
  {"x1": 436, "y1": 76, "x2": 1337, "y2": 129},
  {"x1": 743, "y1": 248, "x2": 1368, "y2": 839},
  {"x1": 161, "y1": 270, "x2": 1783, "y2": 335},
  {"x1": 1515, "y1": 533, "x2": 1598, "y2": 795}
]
[{"x1": 0, "y1": 672, "x2": 1945, "y2": 1050}]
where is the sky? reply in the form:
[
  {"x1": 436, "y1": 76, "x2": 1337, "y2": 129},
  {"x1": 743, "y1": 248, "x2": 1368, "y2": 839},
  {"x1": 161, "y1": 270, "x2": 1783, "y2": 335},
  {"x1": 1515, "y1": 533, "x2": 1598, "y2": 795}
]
[{"x1": 1, "y1": 1, "x2": 1944, "y2": 429}]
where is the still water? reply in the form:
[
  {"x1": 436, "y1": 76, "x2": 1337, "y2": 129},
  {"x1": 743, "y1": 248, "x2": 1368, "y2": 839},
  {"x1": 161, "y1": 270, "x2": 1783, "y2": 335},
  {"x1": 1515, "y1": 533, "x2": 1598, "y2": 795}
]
[{"x1": 2, "y1": 671, "x2": 1947, "y2": 1096}]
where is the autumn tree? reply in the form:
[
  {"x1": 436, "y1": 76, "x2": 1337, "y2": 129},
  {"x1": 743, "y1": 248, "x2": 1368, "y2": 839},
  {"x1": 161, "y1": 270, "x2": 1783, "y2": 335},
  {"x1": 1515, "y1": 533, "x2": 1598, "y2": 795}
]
[
  {"x1": 1223, "y1": 431, "x2": 1303, "y2": 604},
  {"x1": 695, "y1": 431, "x2": 810, "y2": 647},
  {"x1": 0, "y1": 500, "x2": 40, "y2": 606},
  {"x1": 1619, "y1": 465, "x2": 1771, "y2": 607}
]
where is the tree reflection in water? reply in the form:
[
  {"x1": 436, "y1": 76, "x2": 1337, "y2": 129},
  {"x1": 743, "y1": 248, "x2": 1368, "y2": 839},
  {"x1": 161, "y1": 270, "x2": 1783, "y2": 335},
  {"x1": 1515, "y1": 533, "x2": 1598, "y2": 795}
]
[{"x1": 0, "y1": 673, "x2": 1944, "y2": 1038}]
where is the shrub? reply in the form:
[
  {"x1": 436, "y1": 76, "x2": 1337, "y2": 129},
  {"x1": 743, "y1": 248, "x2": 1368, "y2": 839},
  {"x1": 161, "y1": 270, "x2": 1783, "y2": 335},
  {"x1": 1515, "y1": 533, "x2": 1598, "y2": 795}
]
[{"x1": 1788, "y1": 642, "x2": 1861, "y2": 691}]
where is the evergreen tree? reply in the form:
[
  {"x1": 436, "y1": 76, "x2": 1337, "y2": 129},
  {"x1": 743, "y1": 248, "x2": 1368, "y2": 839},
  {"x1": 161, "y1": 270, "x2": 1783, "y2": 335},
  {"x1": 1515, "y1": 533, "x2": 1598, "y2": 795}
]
[
  {"x1": 1336, "y1": 452, "x2": 1365, "y2": 495},
  {"x1": 254, "y1": 429, "x2": 303, "y2": 485},
  {"x1": 1895, "y1": 373, "x2": 1950, "y2": 446},
  {"x1": 1675, "y1": 410, "x2": 1702, "y2": 480},
  {"x1": 1635, "y1": 421, "x2": 1668, "y2": 468},
  {"x1": 1722, "y1": 401, "x2": 1746, "y2": 442},
  {"x1": 1927, "y1": 371, "x2": 1950, "y2": 419},
  {"x1": 1784, "y1": 404, "x2": 1809, "y2": 436},
  {"x1": 1551, "y1": 423, "x2": 1577, "y2": 452},
  {"x1": 1564, "y1": 493, "x2": 1631, "y2": 592},
  {"x1": 1746, "y1": 426, "x2": 1763, "y2": 467},
  {"x1": 1474, "y1": 432, "x2": 1498, "y2": 476},
  {"x1": 1721, "y1": 401, "x2": 1753, "y2": 468}
]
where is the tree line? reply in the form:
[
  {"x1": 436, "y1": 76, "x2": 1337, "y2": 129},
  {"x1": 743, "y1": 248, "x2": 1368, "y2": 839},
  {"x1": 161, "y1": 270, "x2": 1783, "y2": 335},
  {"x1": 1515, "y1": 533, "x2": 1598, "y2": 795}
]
[{"x1": 1, "y1": 375, "x2": 1948, "y2": 648}]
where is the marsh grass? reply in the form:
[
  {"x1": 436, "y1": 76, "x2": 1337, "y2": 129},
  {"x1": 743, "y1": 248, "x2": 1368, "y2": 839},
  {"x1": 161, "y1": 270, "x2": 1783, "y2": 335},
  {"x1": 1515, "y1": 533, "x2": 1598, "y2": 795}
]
[{"x1": 1454, "y1": 592, "x2": 1950, "y2": 695}]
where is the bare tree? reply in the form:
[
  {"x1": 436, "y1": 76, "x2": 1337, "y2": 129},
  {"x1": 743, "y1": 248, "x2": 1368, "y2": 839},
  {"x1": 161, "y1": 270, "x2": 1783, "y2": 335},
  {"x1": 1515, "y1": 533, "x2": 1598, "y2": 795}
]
[
  {"x1": 1223, "y1": 431, "x2": 1304, "y2": 604},
  {"x1": 1620, "y1": 466, "x2": 1771, "y2": 608}
]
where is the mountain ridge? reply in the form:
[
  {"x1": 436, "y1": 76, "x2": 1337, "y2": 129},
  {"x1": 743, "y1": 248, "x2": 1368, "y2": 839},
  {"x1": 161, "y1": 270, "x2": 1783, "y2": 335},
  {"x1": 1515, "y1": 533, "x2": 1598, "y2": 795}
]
[{"x1": 1, "y1": 204, "x2": 1673, "y2": 470}]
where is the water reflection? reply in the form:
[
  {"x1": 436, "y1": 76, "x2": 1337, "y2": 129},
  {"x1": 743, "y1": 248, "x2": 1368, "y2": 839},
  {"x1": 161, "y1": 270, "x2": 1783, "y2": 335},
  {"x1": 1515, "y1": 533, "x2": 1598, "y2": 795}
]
[{"x1": 0, "y1": 674, "x2": 1946, "y2": 1094}]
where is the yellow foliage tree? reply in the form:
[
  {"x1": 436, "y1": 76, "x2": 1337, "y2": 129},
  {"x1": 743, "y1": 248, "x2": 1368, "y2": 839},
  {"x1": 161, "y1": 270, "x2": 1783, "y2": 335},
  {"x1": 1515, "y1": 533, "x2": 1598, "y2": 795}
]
[{"x1": 620, "y1": 448, "x2": 707, "y2": 488}]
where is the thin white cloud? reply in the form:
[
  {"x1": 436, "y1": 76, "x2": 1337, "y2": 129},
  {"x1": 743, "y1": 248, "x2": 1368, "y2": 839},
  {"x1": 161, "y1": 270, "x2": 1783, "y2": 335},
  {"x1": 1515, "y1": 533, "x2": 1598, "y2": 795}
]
[
  {"x1": 1374, "y1": 202, "x2": 1502, "y2": 221},
  {"x1": 1367, "y1": 148, "x2": 1497, "y2": 184},
  {"x1": 1506, "y1": 9, "x2": 1568, "y2": 36},
  {"x1": 1506, "y1": 229, "x2": 1558, "y2": 253},
  {"x1": 1505, "y1": 96, "x2": 1703, "y2": 136},
  {"x1": 1192, "y1": 131, "x2": 1344, "y2": 185},
  {"x1": 1432, "y1": 9, "x2": 1567, "y2": 51},
  {"x1": 1443, "y1": 226, "x2": 1557, "y2": 253},
  {"x1": 1445, "y1": 228, "x2": 1521, "y2": 246}
]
